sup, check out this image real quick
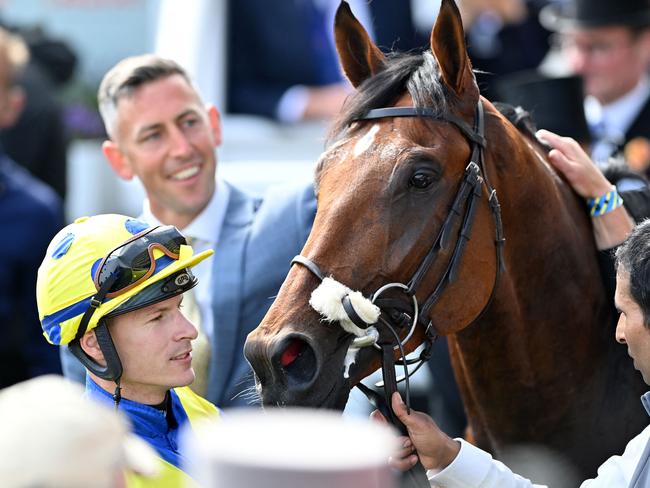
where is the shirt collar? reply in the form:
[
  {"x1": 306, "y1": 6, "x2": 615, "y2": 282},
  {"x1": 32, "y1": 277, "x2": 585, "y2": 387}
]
[
  {"x1": 585, "y1": 75, "x2": 650, "y2": 139},
  {"x1": 141, "y1": 177, "x2": 230, "y2": 246},
  {"x1": 641, "y1": 391, "x2": 650, "y2": 417},
  {"x1": 84, "y1": 377, "x2": 188, "y2": 469},
  {"x1": 84, "y1": 376, "x2": 169, "y2": 432}
]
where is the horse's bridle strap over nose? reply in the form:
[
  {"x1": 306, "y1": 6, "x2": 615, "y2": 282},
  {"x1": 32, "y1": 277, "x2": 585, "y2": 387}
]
[{"x1": 292, "y1": 254, "x2": 325, "y2": 281}]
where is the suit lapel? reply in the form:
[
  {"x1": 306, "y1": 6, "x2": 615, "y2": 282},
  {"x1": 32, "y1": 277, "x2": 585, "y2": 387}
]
[{"x1": 207, "y1": 183, "x2": 256, "y2": 405}]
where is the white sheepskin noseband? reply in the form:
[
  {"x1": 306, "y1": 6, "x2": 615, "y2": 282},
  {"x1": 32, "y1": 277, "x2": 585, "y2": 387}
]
[{"x1": 309, "y1": 277, "x2": 380, "y2": 336}]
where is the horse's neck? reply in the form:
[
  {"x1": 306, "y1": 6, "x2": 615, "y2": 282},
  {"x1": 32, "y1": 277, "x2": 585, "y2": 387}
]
[
  {"x1": 460, "y1": 127, "x2": 612, "y2": 373},
  {"x1": 488, "y1": 128, "x2": 599, "y2": 273}
]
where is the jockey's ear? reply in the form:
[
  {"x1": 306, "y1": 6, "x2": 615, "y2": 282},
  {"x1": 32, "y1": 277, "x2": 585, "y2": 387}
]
[
  {"x1": 334, "y1": 1, "x2": 386, "y2": 88},
  {"x1": 431, "y1": 0, "x2": 476, "y2": 99}
]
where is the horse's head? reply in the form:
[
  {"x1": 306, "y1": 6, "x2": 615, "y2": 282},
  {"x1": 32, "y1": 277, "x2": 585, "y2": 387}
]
[{"x1": 245, "y1": 0, "x2": 504, "y2": 409}]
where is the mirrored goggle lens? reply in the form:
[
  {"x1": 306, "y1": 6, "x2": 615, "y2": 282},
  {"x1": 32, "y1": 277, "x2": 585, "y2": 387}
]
[
  {"x1": 98, "y1": 259, "x2": 151, "y2": 294},
  {"x1": 95, "y1": 226, "x2": 187, "y2": 295}
]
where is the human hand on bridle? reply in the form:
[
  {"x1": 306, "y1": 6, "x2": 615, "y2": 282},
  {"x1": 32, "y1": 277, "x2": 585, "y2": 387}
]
[{"x1": 370, "y1": 392, "x2": 460, "y2": 472}]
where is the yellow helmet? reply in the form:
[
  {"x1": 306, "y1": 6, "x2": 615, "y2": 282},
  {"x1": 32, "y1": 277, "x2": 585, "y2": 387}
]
[{"x1": 37, "y1": 214, "x2": 213, "y2": 346}]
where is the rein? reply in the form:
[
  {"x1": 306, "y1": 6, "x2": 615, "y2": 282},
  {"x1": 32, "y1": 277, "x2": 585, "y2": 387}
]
[{"x1": 291, "y1": 100, "x2": 505, "y2": 487}]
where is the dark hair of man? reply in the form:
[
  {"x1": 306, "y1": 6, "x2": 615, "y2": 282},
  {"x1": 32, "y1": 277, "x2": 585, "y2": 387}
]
[{"x1": 615, "y1": 219, "x2": 650, "y2": 326}]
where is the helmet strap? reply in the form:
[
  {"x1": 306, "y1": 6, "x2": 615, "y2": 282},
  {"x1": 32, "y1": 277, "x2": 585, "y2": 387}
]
[
  {"x1": 75, "y1": 273, "x2": 119, "y2": 341},
  {"x1": 68, "y1": 320, "x2": 123, "y2": 383},
  {"x1": 112, "y1": 379, "x2": 122, "y2": 411}
]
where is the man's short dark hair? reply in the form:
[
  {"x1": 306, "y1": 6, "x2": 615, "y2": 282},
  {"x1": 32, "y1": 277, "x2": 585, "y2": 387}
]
[
  {"x1": 615, "y1": 219, "x2": 650, "y2": 326},
  {"x1": 98, "y1": 54, "x2": 194, "y2": 138}
]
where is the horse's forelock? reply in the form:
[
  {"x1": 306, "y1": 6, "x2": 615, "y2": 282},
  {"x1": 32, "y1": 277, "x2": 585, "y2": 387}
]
[{"x1": 327, "y1": 50, "x2": 447, "y2": 146}]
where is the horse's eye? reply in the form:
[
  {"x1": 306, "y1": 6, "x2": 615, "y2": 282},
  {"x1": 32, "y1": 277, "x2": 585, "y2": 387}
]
[{"x1": 409, "y1": 170, "x2": 436, "y2": 189}]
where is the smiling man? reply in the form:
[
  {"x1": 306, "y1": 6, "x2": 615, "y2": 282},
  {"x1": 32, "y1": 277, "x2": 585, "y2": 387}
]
[
  {"x1": 59, "y1": 55, "x2": 316, "y2": 408},
  {"x1": 37, "y1": 214, "x2": 219, "y2": 487}
]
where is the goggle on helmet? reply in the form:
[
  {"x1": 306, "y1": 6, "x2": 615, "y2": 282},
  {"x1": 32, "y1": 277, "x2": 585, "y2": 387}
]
[{"x1": 37, "y1": 214, "x2": 214, "y2": 346}]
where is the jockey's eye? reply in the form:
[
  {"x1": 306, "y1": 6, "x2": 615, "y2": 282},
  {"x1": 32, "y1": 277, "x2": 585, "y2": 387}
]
[{"x1": 409, "y1": 169, "x2": 436, "y2": 190}]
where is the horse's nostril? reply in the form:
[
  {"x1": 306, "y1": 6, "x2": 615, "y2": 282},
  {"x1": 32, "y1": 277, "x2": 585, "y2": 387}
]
[
  {"x1": 280, "y1": 338, "x2": 304, "y2": 367},
  {"x1": 273, "y1": 336, "x2": 318, "y2": 389}
]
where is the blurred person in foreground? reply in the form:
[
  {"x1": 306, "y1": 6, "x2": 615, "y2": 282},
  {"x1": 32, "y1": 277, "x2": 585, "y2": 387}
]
[
  {"x1": 0, "y1": 375, "x2": 158, "y2": 488},
  {"x1": 0, "y1": 26, "x2": 63, "y2": 387},
  {"x1": 37, "y1": 213, "x2": 219, "y2": 487},
  {"x1": 376, "y1": 130, "x2": 650, "y2": 487},
  {"x1": 59, "y1": 55, "x2": 316, "y2": 408}
]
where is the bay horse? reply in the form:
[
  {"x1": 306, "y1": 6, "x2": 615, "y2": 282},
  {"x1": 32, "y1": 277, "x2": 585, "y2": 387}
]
[{"x1": 244, "y1": 0, "x2": 647, "y2": 476}]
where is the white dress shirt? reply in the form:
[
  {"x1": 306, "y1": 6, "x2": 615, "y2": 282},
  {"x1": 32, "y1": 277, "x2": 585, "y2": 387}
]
[
  {"x1": 141, "y1": 178, "x2": 230, "y2": 340},
  {"x1": 586, "y1": 75, "x2": 650, "y2": 164}
]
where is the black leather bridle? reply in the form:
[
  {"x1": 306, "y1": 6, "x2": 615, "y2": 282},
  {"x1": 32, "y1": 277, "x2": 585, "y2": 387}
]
[{"x1": 292, "y1": 100, "x2": 505, "y2": 487}]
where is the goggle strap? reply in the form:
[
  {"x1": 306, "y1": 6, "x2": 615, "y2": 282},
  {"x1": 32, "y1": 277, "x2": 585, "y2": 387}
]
[{"x1": 75, "y1": 273, "x2": 118, "y2": 342}]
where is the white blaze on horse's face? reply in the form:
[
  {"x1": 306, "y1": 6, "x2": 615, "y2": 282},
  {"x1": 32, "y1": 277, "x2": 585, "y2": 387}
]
[{"x1": 353, "y1": 123, "x2": 381, "y2": 158}]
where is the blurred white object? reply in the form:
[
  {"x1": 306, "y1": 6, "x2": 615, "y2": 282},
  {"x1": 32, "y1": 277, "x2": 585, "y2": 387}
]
[
  {"x1": 182, "y1": 408, "x2": 399, "y2": 488},
  {"x1": 0, "y1": 375, "x2": 158, "y2": 488},
  {"x1": 154, "y1": 0, "x2": 225, "y2": 109}
]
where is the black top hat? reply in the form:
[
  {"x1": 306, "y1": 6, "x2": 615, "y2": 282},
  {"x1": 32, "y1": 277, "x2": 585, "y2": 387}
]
[
  {"x1": 495, "y1": 70, "x2": 591, "y2": 143},
  {"x1": 540, "y1": 0, "x2": 650, "y2": 30}
]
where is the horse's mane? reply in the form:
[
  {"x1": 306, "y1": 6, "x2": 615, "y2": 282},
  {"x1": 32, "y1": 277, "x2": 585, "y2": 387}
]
[
  {"x1": 492, "y1": 102, "x2": 538, "y2": 140},
  {"x1": 328, "y1": 51, "x2": 448, "y2": 144},
  {"x1": 328, "y1": 49, "x2": 542, "y2": 147}
]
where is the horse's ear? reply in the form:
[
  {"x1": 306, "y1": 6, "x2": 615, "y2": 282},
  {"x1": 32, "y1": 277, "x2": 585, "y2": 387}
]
[
  {"x1": 431, "y1": 0, "x2": 475, "y2": 97},
  {"x1": 334, "y1": 1, "x2": 386, "y2": 88}
]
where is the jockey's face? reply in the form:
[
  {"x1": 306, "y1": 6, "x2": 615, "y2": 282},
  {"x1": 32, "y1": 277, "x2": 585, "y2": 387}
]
[
  {"x1": 104, "y1": 74, "x2": 222, "y2": 230},
  {"x1": 107, "y1": 293, "x2": 198, "y2": 404},
  {"x1": 562, "y1": 26, "x2": 650, "y2": 105},
  {"x1": 615, "y1": 270, "x2": 650, "y2": 385}
]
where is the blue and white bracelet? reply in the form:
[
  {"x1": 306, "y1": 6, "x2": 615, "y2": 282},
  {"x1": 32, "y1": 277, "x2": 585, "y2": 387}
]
[{"x1": 586, "y1": 187, "x2": 624, "y2": 217}]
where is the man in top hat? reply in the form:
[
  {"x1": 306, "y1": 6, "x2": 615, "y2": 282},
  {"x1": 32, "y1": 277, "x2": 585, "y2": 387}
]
[{"x1": 540, "y1": 0, "x2": 650, "y2": 176}]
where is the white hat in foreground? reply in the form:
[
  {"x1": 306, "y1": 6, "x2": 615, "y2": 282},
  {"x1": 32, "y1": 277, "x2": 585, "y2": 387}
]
[{"x1": 183, "y1": 407, "x2": 399, "y2": 488}]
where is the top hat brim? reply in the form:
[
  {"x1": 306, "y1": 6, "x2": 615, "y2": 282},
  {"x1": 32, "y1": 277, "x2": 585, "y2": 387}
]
[{"x1": 540, "y1": 3, "x2": 650, "y2": 31}]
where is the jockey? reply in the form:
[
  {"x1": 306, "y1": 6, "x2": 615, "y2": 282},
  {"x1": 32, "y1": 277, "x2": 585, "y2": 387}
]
[{"x1": 36, "y1": 213, "x2": 219, "y2": 487}]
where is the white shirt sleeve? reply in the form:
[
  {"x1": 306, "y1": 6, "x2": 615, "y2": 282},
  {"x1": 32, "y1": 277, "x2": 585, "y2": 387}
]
[
  {"x1": 427, "y1": 439, "x2": 545, "y2": 488},
  {"x1": 427, "y1": 426, "x2": 650, "y2": 488}
]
